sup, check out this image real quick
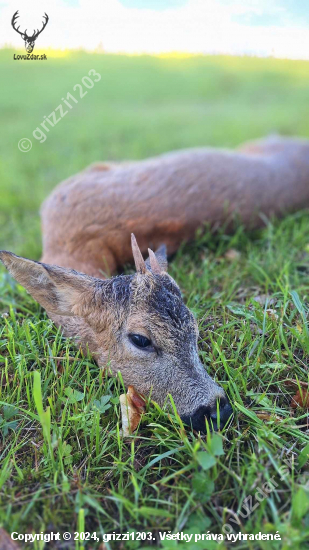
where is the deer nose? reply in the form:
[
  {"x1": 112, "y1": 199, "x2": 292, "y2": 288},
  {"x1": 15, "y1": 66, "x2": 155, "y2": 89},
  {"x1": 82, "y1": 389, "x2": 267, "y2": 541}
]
[
  {"x1": 181, "y1": 398, "x2": 233, "y2": 433},
  {"x1": 210, "y1": 399, "x2": 233, "y2": 431}
]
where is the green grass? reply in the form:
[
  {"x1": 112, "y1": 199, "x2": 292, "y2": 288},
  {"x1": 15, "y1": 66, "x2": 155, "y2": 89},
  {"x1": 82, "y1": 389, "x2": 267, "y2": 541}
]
[{"x1": 1, "y1": 51, "x2": 309, "y2": 549}]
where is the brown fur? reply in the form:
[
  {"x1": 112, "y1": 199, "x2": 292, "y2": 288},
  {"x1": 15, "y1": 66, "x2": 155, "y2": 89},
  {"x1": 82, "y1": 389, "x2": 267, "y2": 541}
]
[
  {"x1": 2, "y1": 135, "x2": 309, "y2": 431},
  {"x1": 40, "y1": 136, "x2": 309, "y2": 276},
  {"x1": 0, "y1": 248, "x2": 227, "y2": 429}
]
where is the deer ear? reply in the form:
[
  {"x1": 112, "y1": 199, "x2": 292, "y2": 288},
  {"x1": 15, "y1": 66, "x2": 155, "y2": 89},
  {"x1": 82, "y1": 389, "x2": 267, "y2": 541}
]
[
  {"x1": 0, "y1": 251, "x2": 98, "y2": 317},
  {"x1": 145, "y1": 244, "x2": 168, "y2": 273}
]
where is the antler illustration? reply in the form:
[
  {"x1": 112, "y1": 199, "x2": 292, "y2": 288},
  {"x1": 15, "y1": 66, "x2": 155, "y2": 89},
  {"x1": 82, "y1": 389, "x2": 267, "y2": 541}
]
[
  {"x1": 11, "y1": 11, "x2": 26, "y2": 38},
  {"x1": 11, "y1": 11, "x2": 49, "y2": 53},
  {"x1": 31, "y1": 13, "x2": 49, "y2": 41},
  {"x1": 12, "y1": 10, "x2": 49, "y2": 41}
]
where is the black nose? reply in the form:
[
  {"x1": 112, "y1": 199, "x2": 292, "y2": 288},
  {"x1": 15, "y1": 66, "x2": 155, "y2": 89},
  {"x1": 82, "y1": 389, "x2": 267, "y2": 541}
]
[
  {"x1": 211, "y1": 399, "x2": 233, "y2": 430},
  {"x1": 181, "y1": 399, "x2": 233, "y2": 433}
]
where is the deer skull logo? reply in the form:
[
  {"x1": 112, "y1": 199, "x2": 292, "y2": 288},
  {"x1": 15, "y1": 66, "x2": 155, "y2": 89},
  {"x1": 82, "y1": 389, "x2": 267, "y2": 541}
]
[{"x1": 11, "y1": 11, "x2": 49, "y2": 53}]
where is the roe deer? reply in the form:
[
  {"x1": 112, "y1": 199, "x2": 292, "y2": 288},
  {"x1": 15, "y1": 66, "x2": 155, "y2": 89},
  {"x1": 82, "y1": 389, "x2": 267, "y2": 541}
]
[{"x1": 1, "y1": 135, "x2": 309, "y2": 433}]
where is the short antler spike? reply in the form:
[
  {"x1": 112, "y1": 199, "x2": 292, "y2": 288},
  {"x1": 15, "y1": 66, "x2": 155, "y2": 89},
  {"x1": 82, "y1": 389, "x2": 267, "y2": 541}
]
[
  {"x1": 131, "y1": 234, "x2": 147, "y2": 274},
  {"x1": 148, "y1": 248, "x2": 162, "y2": 274}
]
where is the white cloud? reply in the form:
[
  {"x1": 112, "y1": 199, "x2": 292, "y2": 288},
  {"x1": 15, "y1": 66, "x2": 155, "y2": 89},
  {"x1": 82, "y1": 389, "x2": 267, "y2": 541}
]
[{"x1": 1, "y1": 0, "x2": 309, "y2": 59}]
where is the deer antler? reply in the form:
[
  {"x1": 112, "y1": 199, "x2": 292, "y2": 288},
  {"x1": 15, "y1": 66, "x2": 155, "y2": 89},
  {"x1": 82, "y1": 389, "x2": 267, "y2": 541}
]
[
  {"x1": 11, "y1": 11, "x2": 25, "y2": 38},
  {"x1": 148, "y1": 249, "x2": 162, "y2": 274},
  {"x1": 131, "y1": 234, "x2": 147, "y2": 274},
  {"x1": 31, "y1": 13, "x2": 49, "y2": 40}
]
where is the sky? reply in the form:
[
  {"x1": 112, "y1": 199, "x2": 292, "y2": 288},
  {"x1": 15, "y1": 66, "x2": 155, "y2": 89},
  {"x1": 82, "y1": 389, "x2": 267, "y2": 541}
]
[{"x1": 1, "y1": 0, "x2": 309, "y2": 59}]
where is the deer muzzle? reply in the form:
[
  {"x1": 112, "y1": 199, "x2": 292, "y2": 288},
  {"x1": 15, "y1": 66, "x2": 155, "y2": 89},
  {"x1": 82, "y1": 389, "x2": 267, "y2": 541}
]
[
  {"x1": 181, "y1": 397, "x2": 233, "y2": 433},
  {"x1": 177, "y1": 361, "x2": 233, "y2": 433}
]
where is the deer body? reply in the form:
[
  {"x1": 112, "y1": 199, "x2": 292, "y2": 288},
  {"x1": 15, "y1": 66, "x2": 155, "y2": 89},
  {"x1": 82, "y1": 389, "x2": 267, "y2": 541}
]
[
  {"x1": 41, "y1": 136, "x2": 309, "y2": 277},
  {"x1": 2, "y1": 136, "x2": 309, "y2": 432}
]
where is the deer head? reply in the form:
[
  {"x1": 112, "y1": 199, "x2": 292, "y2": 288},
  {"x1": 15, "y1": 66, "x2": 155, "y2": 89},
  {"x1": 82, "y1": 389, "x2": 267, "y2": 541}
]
[
  {"x1": 0, "y1": 236, "x2": 232, "y2": 432},
  {"x1": 11, "y1": 11, "x2": 49, "y2": 53}
]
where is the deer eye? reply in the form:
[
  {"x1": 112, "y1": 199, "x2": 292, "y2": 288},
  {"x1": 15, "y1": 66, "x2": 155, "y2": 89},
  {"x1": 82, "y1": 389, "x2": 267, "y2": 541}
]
[{"x1": 128, "y1": 333, "x2": 153, "y2": 351}]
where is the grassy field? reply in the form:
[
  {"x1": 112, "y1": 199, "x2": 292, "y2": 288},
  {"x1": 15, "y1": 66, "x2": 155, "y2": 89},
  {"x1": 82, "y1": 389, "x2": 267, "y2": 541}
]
[{"x1": 1, "y1": 51, "x2": 309, "y2": 548}]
